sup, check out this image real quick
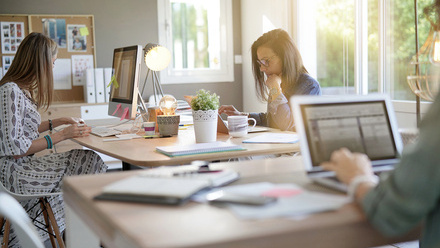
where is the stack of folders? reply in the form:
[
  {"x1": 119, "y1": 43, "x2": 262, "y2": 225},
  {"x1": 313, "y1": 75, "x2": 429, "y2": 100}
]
[
  {"x1": 84, "y1": 67, "x2": 112, "y2": 103},
  {"x1": 156, "y1": 141, "x2": 245, "y2": 157},
  {"x1": 95, "y1": 166, "x2": 240, "y2": 205}
]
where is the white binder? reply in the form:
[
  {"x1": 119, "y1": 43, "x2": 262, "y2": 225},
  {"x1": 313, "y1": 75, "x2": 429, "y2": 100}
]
[
  {"x1": 94, "y1": 68, "x2": 105, "y2": 103},
  {"x1": 104, "y1": 67, "x2": 113, "y2": 102},
  {"x1": 84, "y1": 68, "x2": 96, "y2": 103}
]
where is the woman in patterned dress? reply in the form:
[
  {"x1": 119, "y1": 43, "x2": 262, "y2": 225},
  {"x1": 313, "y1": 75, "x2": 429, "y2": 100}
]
[{"x1": 0, "y1": 32, "x2": 107, "y2": 247}]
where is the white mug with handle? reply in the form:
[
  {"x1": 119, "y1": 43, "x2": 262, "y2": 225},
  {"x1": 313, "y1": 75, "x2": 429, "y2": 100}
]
[{"x1": 227, "y1": 115, "x2": 257, "y2": 137}]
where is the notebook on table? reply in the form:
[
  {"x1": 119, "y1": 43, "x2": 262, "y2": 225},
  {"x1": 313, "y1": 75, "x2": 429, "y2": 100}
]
[
  {"x1": 94, "y1": 166, "x2": 240, "y2": 205},
  {"x1": 291, "y1": 94, "x2": 403, "y2": 191},
  {"x1": 156, "y1": 141, "x2": 245, "y2": 157}
]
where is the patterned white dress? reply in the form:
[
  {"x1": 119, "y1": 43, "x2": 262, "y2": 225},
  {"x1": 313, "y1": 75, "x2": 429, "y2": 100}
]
[{"x1": 0, "y1": 82, "x2": 107, "y2": 247}]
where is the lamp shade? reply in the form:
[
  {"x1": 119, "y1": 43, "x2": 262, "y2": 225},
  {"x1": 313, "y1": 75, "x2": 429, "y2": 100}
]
[{"x1": 144, "y1": 43, "x2": 171, "y2": 71}]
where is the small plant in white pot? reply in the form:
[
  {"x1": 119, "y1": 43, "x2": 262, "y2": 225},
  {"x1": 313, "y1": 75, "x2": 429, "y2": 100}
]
[{"x1": 191, "y1": 89, "x2": 220, "y2": 143}]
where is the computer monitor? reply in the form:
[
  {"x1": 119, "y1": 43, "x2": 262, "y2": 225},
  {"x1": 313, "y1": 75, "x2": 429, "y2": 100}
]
[{"x1": 108, "y1": 45, "x2": 143, "y2": 120}]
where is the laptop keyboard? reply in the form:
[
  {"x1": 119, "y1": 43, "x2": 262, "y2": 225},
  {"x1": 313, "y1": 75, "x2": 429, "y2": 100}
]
[
  {"x1": 91, "y1": 127, "x2": 122, "y2": 137},
  {"x1": 314, "y1": 170, "x2": 387, "y2": 192}
]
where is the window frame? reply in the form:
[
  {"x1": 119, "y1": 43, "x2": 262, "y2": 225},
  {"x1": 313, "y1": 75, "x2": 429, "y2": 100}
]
[
  {"x1": 294, "y1": 0, "x2": 431, "y2": 116},
  {"x1": 157, "y1": 0, "x2": 234, "y2": 84}
]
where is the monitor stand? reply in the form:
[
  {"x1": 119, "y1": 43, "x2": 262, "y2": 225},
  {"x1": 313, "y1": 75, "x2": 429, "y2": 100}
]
[{"x1": 138, "y1": 91, "x2": 149, "y2": 122}]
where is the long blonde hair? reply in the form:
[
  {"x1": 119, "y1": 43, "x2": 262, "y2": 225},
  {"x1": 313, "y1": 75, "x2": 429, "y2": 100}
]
[{"x1": 0, "y1": 32, "x2": 58, "y2": 110}]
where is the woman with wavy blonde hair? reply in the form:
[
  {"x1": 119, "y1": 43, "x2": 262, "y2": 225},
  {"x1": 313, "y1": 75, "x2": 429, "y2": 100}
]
[{"x1": 0, "y1": 32, "x2": 107, "y2": 246}]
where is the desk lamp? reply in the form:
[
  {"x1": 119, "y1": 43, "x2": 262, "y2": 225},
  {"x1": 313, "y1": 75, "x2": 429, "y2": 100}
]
[
  {"x1": 157, "y1": 95, "x2": 180, "y2": 136},
  {"x1": 140, "y1": 43, "x2": 171, "y2": 106}
]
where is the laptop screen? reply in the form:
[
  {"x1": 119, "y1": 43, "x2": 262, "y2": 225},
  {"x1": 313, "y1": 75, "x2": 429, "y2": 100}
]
[{"x1": 296, "y1": 98, "x2": 401, "y2": 168}]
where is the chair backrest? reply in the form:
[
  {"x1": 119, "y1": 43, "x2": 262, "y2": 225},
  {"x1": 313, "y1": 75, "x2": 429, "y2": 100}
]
[
  {"x1": 0, "y1": 177, "x2": 62, "y2": 201},
  {"x1": 0, "y1": 178, "x2": 34, "y2": 201},
  {"x1": 0, "y1": 193, "x2": 44, "y2": 248}
]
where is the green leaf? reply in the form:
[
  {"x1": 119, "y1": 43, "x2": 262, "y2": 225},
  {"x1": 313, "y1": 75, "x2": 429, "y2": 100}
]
[{"x1": 190, "y1": 89, "x2": 220, "y2": 111}]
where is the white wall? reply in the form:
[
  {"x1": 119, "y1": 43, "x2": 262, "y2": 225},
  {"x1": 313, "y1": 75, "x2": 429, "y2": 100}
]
[
  {"x1": 1, "y1": 0, "x2": 244, "y2": 110},
  {"x1": 240, "y1": 0, "x2": 292, "y2": 113}
]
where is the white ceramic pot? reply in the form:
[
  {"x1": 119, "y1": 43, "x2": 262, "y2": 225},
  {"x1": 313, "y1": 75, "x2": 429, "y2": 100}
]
[{"x1": 192, "y1": 109, "x2": 218, "y2": 143}]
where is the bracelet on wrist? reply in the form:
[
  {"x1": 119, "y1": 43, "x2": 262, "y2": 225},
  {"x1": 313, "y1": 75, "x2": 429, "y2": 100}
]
[
  {"x1": 347, "y1": 175, "x2": 379, "y2": 201},
  {"x1": 48, "y1": 119, "x2": 53, "y2": 133},
  {"x1": 44, "y1": 135, "x2": 53, "y2": 149}
]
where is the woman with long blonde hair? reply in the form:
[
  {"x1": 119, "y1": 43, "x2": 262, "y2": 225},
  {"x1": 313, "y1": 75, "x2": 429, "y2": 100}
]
[{"x1": 0, "y1": 32, "x2": 107, "y2": 246}]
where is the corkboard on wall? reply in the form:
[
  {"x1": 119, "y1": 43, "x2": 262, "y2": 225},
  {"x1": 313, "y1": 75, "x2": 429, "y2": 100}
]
[
  {"x1": 0, "y1": 14, "x2": 96, "y2": 103},
  {"x1": 29, "y1": 15, "x2": 96, "y2": 103}
]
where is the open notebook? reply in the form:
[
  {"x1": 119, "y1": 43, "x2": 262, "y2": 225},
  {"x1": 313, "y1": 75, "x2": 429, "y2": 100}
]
[{"x1": 291, "y1": 94, "x2": 403, "y2": 191}]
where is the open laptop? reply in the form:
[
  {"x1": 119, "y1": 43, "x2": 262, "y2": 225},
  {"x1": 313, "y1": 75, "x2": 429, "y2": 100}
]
[{"x1": 291, "y1": 94, "x2": 403, "y2": 191}]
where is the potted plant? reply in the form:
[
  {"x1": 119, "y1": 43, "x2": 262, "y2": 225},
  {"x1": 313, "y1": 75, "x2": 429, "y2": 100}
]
[{"x1": 190, "y1": 89, "x2": 220, "y2": 143}]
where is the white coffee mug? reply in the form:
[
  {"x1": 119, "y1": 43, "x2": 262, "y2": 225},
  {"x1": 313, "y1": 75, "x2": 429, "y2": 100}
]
[{"x1": 227, "y1": 115, "x2": 257, "y2": 137}]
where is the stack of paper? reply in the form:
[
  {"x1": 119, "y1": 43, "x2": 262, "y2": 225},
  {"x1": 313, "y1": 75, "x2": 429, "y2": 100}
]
[
  {"x1": 156, "y1": 141, "x2": 245, "y2": 157},
  {"x1": 242, "y1": 133, "x2": 299, "y2": 144},
  {"x1": 95, "y1": 167, "x2": 240, "y2": 205},
  {"x1": 195, "y1": 182, "x2": 349, "y2": 219}
]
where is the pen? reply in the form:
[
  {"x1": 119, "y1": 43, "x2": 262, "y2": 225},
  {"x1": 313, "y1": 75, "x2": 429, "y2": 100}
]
[
  {"x1": 173, "y1": 169, "x2": 222, "y2": 176},
  {"x1": 103, "y1": 137, "x2": 133, "y2": 142},
  {"x1": 179, "y1": 124, "x2": 194, "y2": 126}
]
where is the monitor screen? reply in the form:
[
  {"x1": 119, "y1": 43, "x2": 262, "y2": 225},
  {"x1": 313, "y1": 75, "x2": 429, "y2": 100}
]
[
  {"x1": 108, "y1": 45, "x2": 142, "y2": 120},
  {"x1": 300, "y1": 101, "x2": 398, "y2": 167}
]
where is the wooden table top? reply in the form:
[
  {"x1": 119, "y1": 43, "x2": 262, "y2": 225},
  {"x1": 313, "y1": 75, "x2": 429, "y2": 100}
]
[
  {"x1": 63, "y1": 156, "x2": 420, "y2": 248},
  {"x1": 72, "y1": 128, "x2": 300, "y2": 167}
]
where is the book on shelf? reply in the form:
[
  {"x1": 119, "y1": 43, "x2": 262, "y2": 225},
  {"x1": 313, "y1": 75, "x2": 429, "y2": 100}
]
[
  {"x1": 94, "y1": 166, "x2": 240, "y2": 205},
  {"x1": 156, "y1": 141, "x2": 245, "y2": 157}
]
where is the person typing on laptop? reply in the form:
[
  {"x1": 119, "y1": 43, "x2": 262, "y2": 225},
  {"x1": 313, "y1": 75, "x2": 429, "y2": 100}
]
[{"x1": 321, "y1": 104, "x2": 440, "y2": 248}]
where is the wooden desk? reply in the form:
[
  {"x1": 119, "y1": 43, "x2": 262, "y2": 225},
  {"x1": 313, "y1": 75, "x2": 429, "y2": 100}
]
[
  {"x1": 63, "y1": 156, "x2": 420, "y2": 248},
  {"x1": 71, "y1": 128, "x2": 299, "y2": 167}
]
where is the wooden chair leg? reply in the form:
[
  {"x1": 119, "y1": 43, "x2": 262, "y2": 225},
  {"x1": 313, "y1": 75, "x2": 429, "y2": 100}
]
[
  {"x1": 1, "y1": 219, "x2": 10, "y2": 248},
  {"x1": 43, "y1": 198, "x2": 65, "y2": 248},
  {"x1": 40, "y1": 199, "x2": 56, "y2": 248}
]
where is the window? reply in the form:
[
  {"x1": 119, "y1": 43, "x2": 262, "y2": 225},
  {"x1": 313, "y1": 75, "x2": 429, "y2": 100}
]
[
  {"x1": 384, "y1": 0, "x2": 431, "y2": 101},
  {"x1": 157, "y1": 0, "x2": 234, "y2": 84},
  {"x1": 296, "y1": 0, "x2": 431, "y2": 101}
]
